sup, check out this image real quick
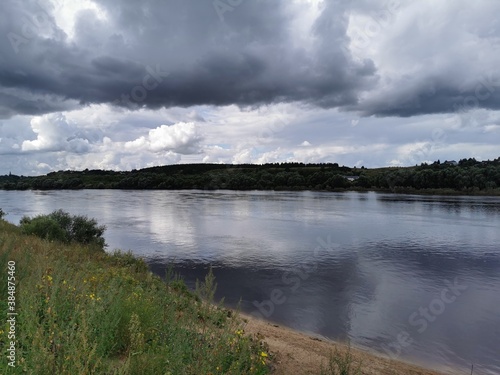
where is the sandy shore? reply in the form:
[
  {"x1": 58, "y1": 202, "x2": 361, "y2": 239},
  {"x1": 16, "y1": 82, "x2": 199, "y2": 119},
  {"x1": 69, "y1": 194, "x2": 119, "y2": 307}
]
[{"x1": 240, "y1": 313, "x2": 453, "y2": 375}]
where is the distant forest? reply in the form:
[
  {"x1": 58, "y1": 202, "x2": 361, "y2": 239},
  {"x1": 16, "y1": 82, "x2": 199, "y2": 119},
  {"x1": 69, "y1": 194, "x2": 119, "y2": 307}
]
[{"x1": 1, "y1": 158, "x2": 500, "y2": 195}]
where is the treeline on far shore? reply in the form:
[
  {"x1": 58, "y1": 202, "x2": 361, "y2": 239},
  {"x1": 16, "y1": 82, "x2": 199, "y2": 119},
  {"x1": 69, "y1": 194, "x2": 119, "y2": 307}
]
[{"x1": 1, "y1": 158, "x2": 500, "y2": 195}]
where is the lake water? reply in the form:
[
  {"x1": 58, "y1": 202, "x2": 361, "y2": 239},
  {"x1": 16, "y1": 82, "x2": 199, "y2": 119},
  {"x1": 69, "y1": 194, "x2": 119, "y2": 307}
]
[{"x1": 1, "y1": 190, "x2": 499, "y2": 374}]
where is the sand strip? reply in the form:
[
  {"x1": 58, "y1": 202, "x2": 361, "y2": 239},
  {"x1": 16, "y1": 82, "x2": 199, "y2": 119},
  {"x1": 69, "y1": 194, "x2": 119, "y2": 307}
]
[{"x1": 240, "y1": 313, "x2": 454, "y2": 375}]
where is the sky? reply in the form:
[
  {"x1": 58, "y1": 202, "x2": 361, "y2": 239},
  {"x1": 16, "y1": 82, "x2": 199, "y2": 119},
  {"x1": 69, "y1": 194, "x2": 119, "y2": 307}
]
[{"x1": 0, "y1": 0, "x2": 499, "y2": 175}]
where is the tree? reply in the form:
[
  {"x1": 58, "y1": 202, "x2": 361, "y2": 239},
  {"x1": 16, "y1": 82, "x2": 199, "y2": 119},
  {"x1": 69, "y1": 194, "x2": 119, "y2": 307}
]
[
  {"x1": 355, "y1": 174, "x2": 372, "y2": 188},
  {"x1": 287, "y1": 172, "x2": 305, "y2": 188},
  {"x1": 326, "y1": 174, "x2": 349, "y2": 189}
]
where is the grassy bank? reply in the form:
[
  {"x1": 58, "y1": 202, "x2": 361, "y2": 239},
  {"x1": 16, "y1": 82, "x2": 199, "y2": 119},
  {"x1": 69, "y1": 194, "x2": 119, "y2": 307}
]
[{"x1": 0, "y1": 219, "x2": 271, "y2": 374}]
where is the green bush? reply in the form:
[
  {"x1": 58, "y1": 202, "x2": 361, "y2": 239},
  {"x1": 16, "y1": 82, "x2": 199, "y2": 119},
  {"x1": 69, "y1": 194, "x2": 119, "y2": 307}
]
[
  {"x1": 20, "y1": 216, "x2": 68, "y2": 243},
  {"x1": 46, "y1": 209, "x2": 73, "y2": 233},
  {"x1": 20, "y1": 209, "x2": 107, "y2": 250}
]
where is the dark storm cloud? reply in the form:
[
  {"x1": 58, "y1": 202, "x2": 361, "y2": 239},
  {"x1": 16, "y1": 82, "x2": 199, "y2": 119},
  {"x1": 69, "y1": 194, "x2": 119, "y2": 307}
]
[
  {"x1": 0, "y1": 91, "x2": 60, "y2": 118},
  {"x1": 352, "y1": 77, "x2": 500, "y2": 118},
  {"x1": 1, "y1": 0, "x2": 500, "y2": 118},
  {"x1": 0, "y1": 0, "x2": 377, "y2": 117},
  {"x1": 341, "y1": 1, "x2": 500, "y2": 118}
]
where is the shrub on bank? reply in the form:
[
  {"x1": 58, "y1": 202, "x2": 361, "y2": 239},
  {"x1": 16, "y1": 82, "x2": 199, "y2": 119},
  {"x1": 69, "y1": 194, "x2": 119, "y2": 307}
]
[{"x1": 20, "y1": 209, "x2": 106, "y2": 250}]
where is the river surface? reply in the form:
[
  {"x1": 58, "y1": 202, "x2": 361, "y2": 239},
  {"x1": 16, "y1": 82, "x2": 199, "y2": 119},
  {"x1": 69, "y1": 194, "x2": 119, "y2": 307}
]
[{"x1": 1, "y1": 190, "x2": 499, "y2": 374}]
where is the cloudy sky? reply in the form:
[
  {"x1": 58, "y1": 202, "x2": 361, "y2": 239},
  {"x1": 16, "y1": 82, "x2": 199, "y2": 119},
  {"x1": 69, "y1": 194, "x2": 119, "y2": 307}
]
[{"x1": 1, "y1": 0, "x2": 499, "y2": 175}]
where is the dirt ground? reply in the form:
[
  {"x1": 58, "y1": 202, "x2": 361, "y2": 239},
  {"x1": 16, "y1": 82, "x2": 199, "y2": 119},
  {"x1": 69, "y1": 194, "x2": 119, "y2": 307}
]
[{"x1": 241, "y1": 313, "x2": 455, "y2": 375}]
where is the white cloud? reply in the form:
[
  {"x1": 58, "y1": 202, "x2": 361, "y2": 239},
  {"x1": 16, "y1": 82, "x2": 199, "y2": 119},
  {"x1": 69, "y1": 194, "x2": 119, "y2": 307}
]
[
  {"x1": 1, "y1": 101, "x2": 499, "y2": 176},
  {"x1": 49, "y1": 0, "x2": 109, "y2": 40},
  {"x1": 21, "y1": 113, "x2": 91, "y2": 153},
  {"x1": 36, "y1": 162, "x2": 52, "y2": 172},
  {"x1": 125, "y1": 122, "x2": 203, "y2": 154},
  {"x1": 254, "y1": 148, "x2": 289, "y2": 164},
  {"x1": 202, "y1": 145, "x2": 233, "y2": 164},
  {"x1": 149, "y1": 123, "x2": 202, "y2": 154},
  {"x1": 22, "y1": 114, "x2": 67, "y2": 152}
]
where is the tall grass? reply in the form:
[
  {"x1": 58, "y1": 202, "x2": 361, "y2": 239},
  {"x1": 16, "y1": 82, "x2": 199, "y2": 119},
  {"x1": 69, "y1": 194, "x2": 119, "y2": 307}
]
[
  {"x1": 320, "y1": 345, "x2": 362, "y2": 375},
  {"x1": 0, "y1": 219, "x2": 270, "y2": 374}
]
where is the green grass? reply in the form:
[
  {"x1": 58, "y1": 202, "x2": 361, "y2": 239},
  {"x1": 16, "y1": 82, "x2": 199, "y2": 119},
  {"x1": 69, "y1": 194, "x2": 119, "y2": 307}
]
[{"x1": 0, "y1": 220, "x2": 270, "y2": 374}]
